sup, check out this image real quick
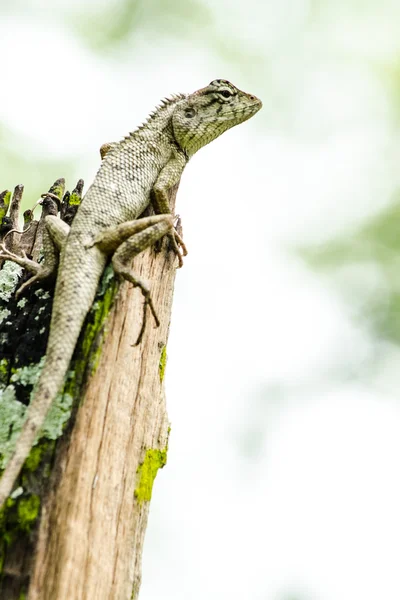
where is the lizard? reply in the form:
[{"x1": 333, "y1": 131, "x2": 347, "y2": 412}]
[{"x1": 0, "y1": 79, "x2": 262, "y2": 507}]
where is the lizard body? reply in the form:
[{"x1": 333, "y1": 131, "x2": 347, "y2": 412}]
[{"x1": 0, "y1": 79, "x2": 262, "y2": 505}]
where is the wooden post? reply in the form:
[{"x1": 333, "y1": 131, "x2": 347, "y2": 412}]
[{"x1": 0, "y1": 179, "x2": 179, "y2": 599}]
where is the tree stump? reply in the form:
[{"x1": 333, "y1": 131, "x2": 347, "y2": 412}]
[{"x1": 0, "y1": 177, "x2": 178, "y2": 599}]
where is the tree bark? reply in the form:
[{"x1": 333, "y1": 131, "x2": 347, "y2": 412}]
[{"x1": 0, "y1": 179, "x2": 178, "y2": 600}]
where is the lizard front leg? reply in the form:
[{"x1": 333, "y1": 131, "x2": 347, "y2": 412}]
[
  {"x1": 151, "y1": 152, "x2": 188, "y2": 267},
  {"x1": 92, "y1": 214, "x2": 174, "y2": 344},
  {"x1": 0, "y1": 215, "x2": 69, "y2": 297}
]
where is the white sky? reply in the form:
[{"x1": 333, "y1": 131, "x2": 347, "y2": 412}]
[{"x1": 2, "y1": 1, "x2": 400, "y2": 598}]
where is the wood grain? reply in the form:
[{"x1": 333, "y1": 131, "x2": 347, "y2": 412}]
[{"x1": 29, "y1": 190, "x2": 180, "y2": 600}]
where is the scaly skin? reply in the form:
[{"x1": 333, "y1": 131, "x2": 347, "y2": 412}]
[{"x1": 0, "y1": 79, "x2": 262, "y2": 506}]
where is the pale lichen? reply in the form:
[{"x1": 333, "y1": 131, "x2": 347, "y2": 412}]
[
  {"x1": 0, "y1": 307, "x2": 11, "y2": 325},
  {"x1": 0, "y1": 261, "x2": 22, "y2": 301},
  {"x1": 16, "y1": 298, "x2": 27, "y2": 309},
  {"x1": 34, "y1": 289, "x2": 51, "y2": 300},
  {"x1": 9, "y1": 360, "x2": 43, "y2": 388},
  {"x1": 0, "y1": 387, "x2": 26, "y2": 469},
  {"x1": 0, "y1": 361, "x2": 73, "y2": 467},
  {"x1": 42, "y1": 392, "x2": 73, "y2": 439}
]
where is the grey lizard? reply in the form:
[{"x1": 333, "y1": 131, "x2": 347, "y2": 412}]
[{"x1": 0, "y1": 79, "x2": 262, "y2": 506}]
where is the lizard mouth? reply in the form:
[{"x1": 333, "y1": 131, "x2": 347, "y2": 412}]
[
  {"x1": 216, "y1": 101, "x2": 262, "y2": 122},
  {"x1": 247, "y1": 98, "x2": 263, "y2": 112}
]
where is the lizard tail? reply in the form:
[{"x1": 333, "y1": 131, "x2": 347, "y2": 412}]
[
  {"x1": 0, "y1": 256, "x2": 104, "y2": 506},
  {"x1": 0, "y1": 244, "x2": 106, "y2": 506},
  {"x1": 0, "y1": 340, "x2": 80, "y2": 506}
]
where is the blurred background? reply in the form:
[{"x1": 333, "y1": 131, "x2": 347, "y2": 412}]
[{"x1": 2, "y1": 0, "x2": 400, "y2": 598}]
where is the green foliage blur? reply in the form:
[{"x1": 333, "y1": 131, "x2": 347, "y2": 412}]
[{"x1": 303, "y1": 196, "x2": 400, "y2": 347}]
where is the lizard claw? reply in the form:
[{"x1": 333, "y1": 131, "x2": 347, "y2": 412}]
[
  {"x1": 15, "y1": 276, "x2": 38, "y2": 299},
  {"x1": 0, "y1": 244, "x2": 25, "y2": 263},
  {"x1": 133, "y1": 291, "x2": 160, "y2": 346},
  {"x1": 0, "y1": 246, "x2": 39, "y2": 272},
  {"x1": 0, "y1": 243, "x2": 55, "y2": 296},
  {"x1": 154, "y1": 226, "x2": 187, "y2": 267},
  {"x1": 167, "y1": 216, "x2": 187, "y2": 268}
]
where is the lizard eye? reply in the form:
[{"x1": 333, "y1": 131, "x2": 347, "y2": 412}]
[
  {"x1": 220, "y1": 90, "x2": 232, "y2": 99},
  {"x1": 185, "y1": 107, "x2": 196, "y2": 118}
]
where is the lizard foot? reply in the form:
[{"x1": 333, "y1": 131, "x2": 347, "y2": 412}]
[
  {"x1": 114, "y1": 264, "x2": 160, "y2": 345},
  {"x1": 0, "y1": 244, "x2": 55, "y2": 298},
  {"x1": 15, "y1": 270, "x2": 54, "y2": 299},
  {"x1": 167, "y1": 216, "x2": 188, "y2": 268},
  {"x1": 153, "y1": 215, "x2": 187, "y2": 267},
  {"x1": 0, "y1": 244, "x2": 40, "y2": 271},
  {"x1": 134, "y1": 290, "x2": 160, "y2": 346}
]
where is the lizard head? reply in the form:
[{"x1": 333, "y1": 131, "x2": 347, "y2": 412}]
[{"x1": 172, "y1": 79, "x2": 262, "y2": 156}]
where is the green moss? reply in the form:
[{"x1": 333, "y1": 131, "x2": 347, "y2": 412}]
[
  {"x1": 159, "y1": 345, "x2": 167, "y2": 382},
  {"x1": 0, "y1": 493, "x2": 41, "y2": 575},
  {"x1": 17, "y1": 494, "x2": 40, "y2": 532},
  {"x1": 24, "y1": 440, "x2": 51, "y2": 472},
  {"x1": 134, "y1": 448, "x2": 167, "y2": 503},
  {"x1": 64, "y1": 267, "x2": 117, "y2": 404},
  {"x1": 0, "y1": 358, "x2": 9, "y2": 387},
  {"x1": 69, "y1": 190, "x2": 82, "y2": 206},
  {"x1": 0, "y1": 190, "x2": 11, "y2": 225},
  {"x1": 23, "y1": 210, "x2": 32, "y2": 227},
  {"x1": 0, "y1": 445, "x2": 54, "y2": 574},
  {"x1": 48, "y1": 178, "x2": 65, "y2": 201},
  {"x1": 0, "y1": 497, "x2": 16, "y2": 547},
  {"x1": 81, "y1": 269, "x2": 117, "y2": 375}
]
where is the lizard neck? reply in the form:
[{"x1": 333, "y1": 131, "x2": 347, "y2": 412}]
[{"x1": 132, "y1": 94, "x2": 186, "y2": 137}]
